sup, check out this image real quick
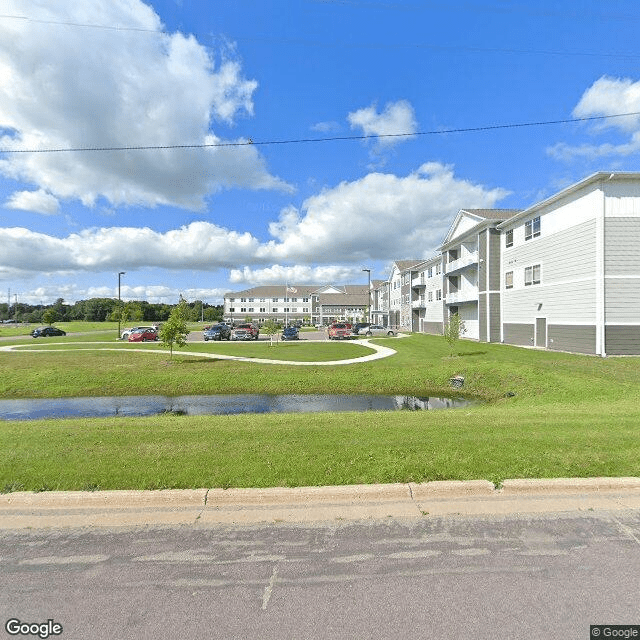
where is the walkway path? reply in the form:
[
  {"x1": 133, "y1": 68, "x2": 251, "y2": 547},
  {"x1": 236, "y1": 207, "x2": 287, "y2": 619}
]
[{"x1": 0, "y1": 337, "x2": 400, "y2": 366}]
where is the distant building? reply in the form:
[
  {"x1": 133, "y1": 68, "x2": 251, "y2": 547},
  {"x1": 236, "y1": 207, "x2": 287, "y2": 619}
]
[{"x1": 223, "y1": 284, "x2": 369, "y2": 325}]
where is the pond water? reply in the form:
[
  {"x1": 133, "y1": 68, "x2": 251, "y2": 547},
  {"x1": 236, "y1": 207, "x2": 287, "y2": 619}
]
[{"x1": 0, "y1": 394, "x2": 472, "y2": 421}]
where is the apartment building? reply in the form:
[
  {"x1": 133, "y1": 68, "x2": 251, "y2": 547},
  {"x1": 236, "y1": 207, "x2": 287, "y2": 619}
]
[
  {"x1": 498, "y1": 172, "x2": 640, "y2": 355},
  {"x1": 223, "y1": 284, "x2": 369, "y2": 326}
]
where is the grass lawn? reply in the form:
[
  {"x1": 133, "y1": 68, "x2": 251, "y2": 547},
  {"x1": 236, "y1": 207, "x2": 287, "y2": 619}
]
[{"x1": 1, "y1": 325, "x2": 639, "y2": 491}]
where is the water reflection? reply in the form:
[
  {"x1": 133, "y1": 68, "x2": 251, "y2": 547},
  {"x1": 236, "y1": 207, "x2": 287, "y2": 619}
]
[{"x1": 0, "y1": 394, "x2": 473, "y2": 421}]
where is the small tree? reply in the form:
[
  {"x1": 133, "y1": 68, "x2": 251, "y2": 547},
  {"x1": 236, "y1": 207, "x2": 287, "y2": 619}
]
[
  {"x1": 42, "y1": 308, "x2": 57, "y2": 326},
  {"x1": 443, "y1": 313, "x2": 466, "y2": 357},
  {"x1": 159, "y1": 298, "x2": 190, "y2": 358},
  {"x1": 261, "y1": 318, "x2": 280, "y2": 346}
]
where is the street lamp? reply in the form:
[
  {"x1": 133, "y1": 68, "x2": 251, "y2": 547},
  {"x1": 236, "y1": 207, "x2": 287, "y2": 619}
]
[
  {"x1": 117, "y1": 272, "x2": 125, "y2": 338},
  {"x1": 362, "y1": 268, "x2": 371, "y2": 324}
]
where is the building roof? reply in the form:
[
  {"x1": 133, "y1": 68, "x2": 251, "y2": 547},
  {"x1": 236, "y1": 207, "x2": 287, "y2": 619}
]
[
  {"x1": 224, "y1": 284, "x2": 368, "y2": 298},
  {"x1": 461, "y1": 208, "x2": 522, "y2": 220}
]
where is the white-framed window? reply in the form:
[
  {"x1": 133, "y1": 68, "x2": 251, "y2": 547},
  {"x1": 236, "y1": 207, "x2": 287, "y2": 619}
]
[
  {"x1": 240, "y1": 307, "x2": 247, "y2": 312},
  {"x1": 229, "y1": 307, "x2": 235, "y2": 312},
  {"x1": 525, "y1": 216, "x2": 541, "y2": 241},
  {"x1": 428, "y1": 291, "x2": 433, "y2": 302},
  {"x1": 241, "y1": 297, "x2": 247, "y2": 302},
  {"x1": 260, "y1": 307, "x2": 266, "y2": 313},
  {"x1": 248, "y1": 307, "x2": 254, "y2": 312},
  {"x1": 435, "y1": 263, "x2": 442, "y2": 275},
  {"x1": 505, "y1": 271, "x2": 514, "y2": 289},
  {"x1": 272, "y1": 307, "x2": 278, "y2": 312},
  {"x1": 435, "y1": 289, "x2": 442, "y2": 301},
  {"x1": 248, "y1": 298, "x2": 254, "y2": 302},
  {"x1": 284, "y1": 308, "x2": 290, "y2": 313},
  {"x1": 272, "y1": 297, "x2": 278, "y2": 302},
  {"x1": 505, "y1": 229, "x2": 513, "y2": 248},
  {"x1": 524, "y1": 264, "x2": 541, "y2": 286},
  {"x1": 427, "y1": 267, "x2": 433, "y2": 278}
]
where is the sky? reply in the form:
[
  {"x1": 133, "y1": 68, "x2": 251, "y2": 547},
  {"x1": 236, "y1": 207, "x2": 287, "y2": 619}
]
[{"x1": 2, "y1": 0, "x2": 640, "y2": 306}]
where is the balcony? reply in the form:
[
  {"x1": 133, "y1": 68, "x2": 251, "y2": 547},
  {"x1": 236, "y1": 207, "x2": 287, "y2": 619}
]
[
  {"x1": 445, "y1": 289, "x2": 479, "y2": 304},
  {"x1": 412, "y1": 297, "x2": 426, "y2": 309},
  {"x1": 444, "y1": 251, "x2": 479, "y2": 275},
  {"x1": 411, "y1": 274, "x2": 427, "y2": 288}
]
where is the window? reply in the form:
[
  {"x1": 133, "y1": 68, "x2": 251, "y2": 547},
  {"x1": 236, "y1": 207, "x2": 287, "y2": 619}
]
[
  {"x1": 272, "y1": 307, "x2": 278, "y2": 313},
  {"x1": 505, "y1": 229, "x2": 513, "y2": 248},
  {"x1": 240, "y1": 307, "x2": 247, "y2": 312},
  {"x1": 248, "y1": 307, "x2": 254, "y2": 312},
  {"x1": 435, "y1": 263, "x2": 442, "y2": 275},
  {"x1": 272, "y1": 298, "x2": 278, "y2": 302},
  {"x1": 435, "y1": 289, "x2": 442, "y2": 301},
  {"x1": 524, "y1": 264, "x2": 541, "y2": 286},
  {"x1": 229, "y1": 307, "x2": 235, "y2": 313},
  {"x1": 428, "y1": 291, "x2": 433, "y2": 302},
  {"x1": 525, "y1": 216, "x2": 541, "y2": 241},
  {"x1": 427, "y1": 267, "x2": 433, "y2": 278},
  {"x1": 505, "y1": 271, "x2": 513, "y2": 289},
  {"x1": 284, "y1": 308, "x2": 290, "y2": 313},
  {"x1": 260, "y1": 307, "x2": 266, "y2": 313},
  {"x1": 240, "y1": 297, "x2": 247, "y2": 302},
  {"x1": 303, "y1": 297, "x2": 309, "y2": 302},
  {"x1": 248, "y1": 298, "x2": 254, "y2": 302}
]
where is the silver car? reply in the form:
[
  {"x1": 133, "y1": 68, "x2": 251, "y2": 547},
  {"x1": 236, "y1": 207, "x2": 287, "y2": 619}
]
[{"x1": 361, "y1": 324, "x2": 396, "y2": 337}]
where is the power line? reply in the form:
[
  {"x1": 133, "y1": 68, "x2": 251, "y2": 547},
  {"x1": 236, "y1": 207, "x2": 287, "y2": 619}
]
[{"x1": 1, "y1": 112, "x2": 638, "y2": 155}]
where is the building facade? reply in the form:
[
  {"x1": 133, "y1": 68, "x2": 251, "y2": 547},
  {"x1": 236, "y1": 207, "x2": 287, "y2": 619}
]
[{"x1": 223, "y1": 284, "x2": 369, "y2": 326}]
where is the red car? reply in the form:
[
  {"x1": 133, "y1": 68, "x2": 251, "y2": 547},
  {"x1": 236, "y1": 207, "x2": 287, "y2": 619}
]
[
  {"x1": 128, "y1": 328, "x2": 158, "y2": 342},
  {"x1": 328, "y1": 322, "x2": 352, "y2": 340}
]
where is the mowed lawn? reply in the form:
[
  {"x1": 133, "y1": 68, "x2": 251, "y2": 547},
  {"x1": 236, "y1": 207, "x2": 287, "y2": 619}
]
[{"x1": 1, "y1": 328, "x2": 639, "y2": 491}]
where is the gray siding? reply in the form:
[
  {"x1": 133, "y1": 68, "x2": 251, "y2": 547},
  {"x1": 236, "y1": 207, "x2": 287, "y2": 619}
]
[
  {"x1": 605, "y1": 326, "x2": 640, "y2": 355},
  {"x1": 489, "y1": 292, "x2": 501, "y2": 342},
  {"x1": 478, "y1": 230, "x2": 487, "y2": 292},
  {"x1": 503, "y1": 323, "x2": 534, "y2": 346},
  {"x1": 478, "y1": 294, "x2": 487, "y2": 342},
  {"x1": 605, "y1": 218, "x2": 640, "y2": 275},
  {"x1": 547, "y1": 325, "x2": 596, "y2": 354},
  {"x1": 423, "y1": 321, "x2": 443, "y2": 335},
  {"x1": 488, "y1": 229, "x2": 501, "y2": 291}
]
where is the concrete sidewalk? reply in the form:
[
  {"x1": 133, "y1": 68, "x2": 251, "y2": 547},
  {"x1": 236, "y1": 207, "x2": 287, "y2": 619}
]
[{"x1": 2, "y1": 478, "x2": 640, "y2": 529}]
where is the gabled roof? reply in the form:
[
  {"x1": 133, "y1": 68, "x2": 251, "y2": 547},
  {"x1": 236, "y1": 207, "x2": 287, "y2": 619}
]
[{"x1": 439, "y1": 208, "x2": 521, "y2": 249}]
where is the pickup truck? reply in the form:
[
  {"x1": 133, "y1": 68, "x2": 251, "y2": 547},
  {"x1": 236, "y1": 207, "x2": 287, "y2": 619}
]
[
  {"x1": 327, "y1": 322, "x2": 352, "y2": 340},
  {"x1": 231, "y1": 323, "x2": 260, "y2": 341}
]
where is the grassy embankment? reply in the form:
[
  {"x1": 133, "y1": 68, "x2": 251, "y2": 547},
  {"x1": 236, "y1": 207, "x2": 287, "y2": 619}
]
[{"x1": 1, "y1": 325, "x2": 639, "y2": 491}]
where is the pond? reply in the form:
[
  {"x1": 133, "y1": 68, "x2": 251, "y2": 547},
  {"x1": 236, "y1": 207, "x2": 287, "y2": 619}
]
[{"x1": 0, "y1": 394, "x2": 473, "y2": 421}]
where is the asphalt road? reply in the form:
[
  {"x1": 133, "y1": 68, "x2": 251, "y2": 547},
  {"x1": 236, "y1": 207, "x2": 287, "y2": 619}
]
[{"x1": 2, "y1": 510, "x2": 639, "y2": 640}]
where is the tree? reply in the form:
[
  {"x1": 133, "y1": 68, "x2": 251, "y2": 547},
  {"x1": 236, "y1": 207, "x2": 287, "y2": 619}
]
[
  {"x1": 158, "y1": 297, "x2": 190, "y2": 357},
  {"x1": 443, "y1": 313, "x2": 466, "y2": 357},
  {"x1": 261, "y1": 318, "x2": 280, "y2": 346},
  {"x1": 42, "y1": 308, "x2": 57, "y2": 326}
]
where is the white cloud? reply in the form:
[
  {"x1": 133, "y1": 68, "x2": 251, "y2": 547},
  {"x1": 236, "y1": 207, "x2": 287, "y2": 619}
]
[
  {"x1": 5, "y1": 189, "x2": 60, "y2": 215},
  {"x1": 257, "y1": 162, "x2": 508, "y2": 264},
  {"x1": 0, "y1": 222, "x2": 260, "y2": 276},
  {"x1": 0, "y1": 0, "x2": 290, "y2": 210},
  {"x1": 229, "y1": 265, "x2": 363, "y2": 286},
  {"x1": 348, "y1": 100, "x2": 417, "y2": 147},
  {"x1": 548, "y1": 76, "x2": 640, "y2": 160},
  {"x1": 0, "y1": 165, "x2": 508, "y2": 283}
]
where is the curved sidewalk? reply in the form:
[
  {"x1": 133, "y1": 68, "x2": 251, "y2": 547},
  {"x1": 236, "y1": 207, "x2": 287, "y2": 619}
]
[
  {"x1": 2, "y1": 478, "x2": 640, "y2": 530},
  {"x1": 0, "y1": 338, "x2": 399, "y2": 366}
]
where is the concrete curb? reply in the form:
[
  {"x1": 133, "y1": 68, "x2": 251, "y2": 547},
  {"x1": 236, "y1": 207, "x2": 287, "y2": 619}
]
[{"x1": 1, "y1": 478, "x2": 640, "y2": 529}]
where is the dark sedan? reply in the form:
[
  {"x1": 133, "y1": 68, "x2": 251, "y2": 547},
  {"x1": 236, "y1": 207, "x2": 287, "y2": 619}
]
[
  {"x1": 204, "y1": 324, "x2": 232, "y2": 341},
  {"x1": 281, "y1": 326, "x2": 299, "y2": 340},
  {"x1": 30, "y1": 326, "x2": 66, "y2": 338}
]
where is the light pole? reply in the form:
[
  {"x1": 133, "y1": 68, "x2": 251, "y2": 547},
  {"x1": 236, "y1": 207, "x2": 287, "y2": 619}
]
[
  {"x1": 117, "y1": 272, "x2": 125, "y2": 338},
  {"x1": 362, "y1": 268, "x2": 371, "y2": 324}
]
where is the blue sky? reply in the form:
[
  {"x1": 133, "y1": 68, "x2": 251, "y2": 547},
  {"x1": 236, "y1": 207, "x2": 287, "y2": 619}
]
[{"x1": 2, "y1": 0, "x2": 640, "y2": 305}]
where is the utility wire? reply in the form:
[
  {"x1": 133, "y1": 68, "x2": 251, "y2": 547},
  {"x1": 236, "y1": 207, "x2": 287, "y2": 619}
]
[{"x1": 1, "y1": 112, "x2": 639, "y2": 155}]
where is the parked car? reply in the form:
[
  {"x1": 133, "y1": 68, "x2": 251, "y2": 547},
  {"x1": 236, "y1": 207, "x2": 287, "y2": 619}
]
[
  {"x1": 204, "y1": 324, "x2": 231, "y2": 341},
  {"x1": 128, "y1": 328, "x2": 158, "y2": 342},
  {"x1": 352, "y1": 322, "x2": 371, "y2": 335},
  {"x1": 31, "y1": 326, "x2": 66, "y2": 338},
  {"x1": 121, "y1": 326, "x2": 155, "y2": 340},
  {"x1": 282, "y1": 326, "x2": 299, "y2": 340},
  {"x1": 231, "y1": 323, "x2": 260, "y2": 341},
  {"x1": 361, "y1": 324, "x2": 396, "y2": 337},
  {"x1": 327, "y1": 322, "x2": 352, "y2": 340}
]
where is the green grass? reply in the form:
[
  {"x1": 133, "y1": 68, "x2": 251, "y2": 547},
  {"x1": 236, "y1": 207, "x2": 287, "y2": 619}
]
[{"x1": 1, "y1": 326, "x2": 640, "y2": 491}]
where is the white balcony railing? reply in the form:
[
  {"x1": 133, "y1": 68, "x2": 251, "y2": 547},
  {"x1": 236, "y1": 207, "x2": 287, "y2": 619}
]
[
  {"x1": 444, "y1": 251, "x2": 479, "y2": 274},
  {"x1": 445, "y1": 289, "x2": 479, "y2": 304}
]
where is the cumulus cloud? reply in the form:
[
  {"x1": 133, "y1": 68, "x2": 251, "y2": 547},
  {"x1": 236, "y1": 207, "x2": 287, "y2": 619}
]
[
  {"x1": 0, "y1": 222, "x2": 260, "y2": 275},
  {"x1": 229, "y1": 265, "x2": 363, "y2": 286},
  {"x1": 0, "y1": 164, "x2": 508, "y2": 285},
  {"x1": 348, "y1": 100, "x2": 417, "y2": 147},
  {"x1": 5, "y1": 189, "x2": 59, "y2": 215},
  {"x1": 548, "y1": 76, "x2": 640, "y2": 160},
  {"x1": 257, "y1": 162, "x2": 508, "y2": 263},
  {"x1": 0, "y1": 0, "x2": 290, "y2": 210}
]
